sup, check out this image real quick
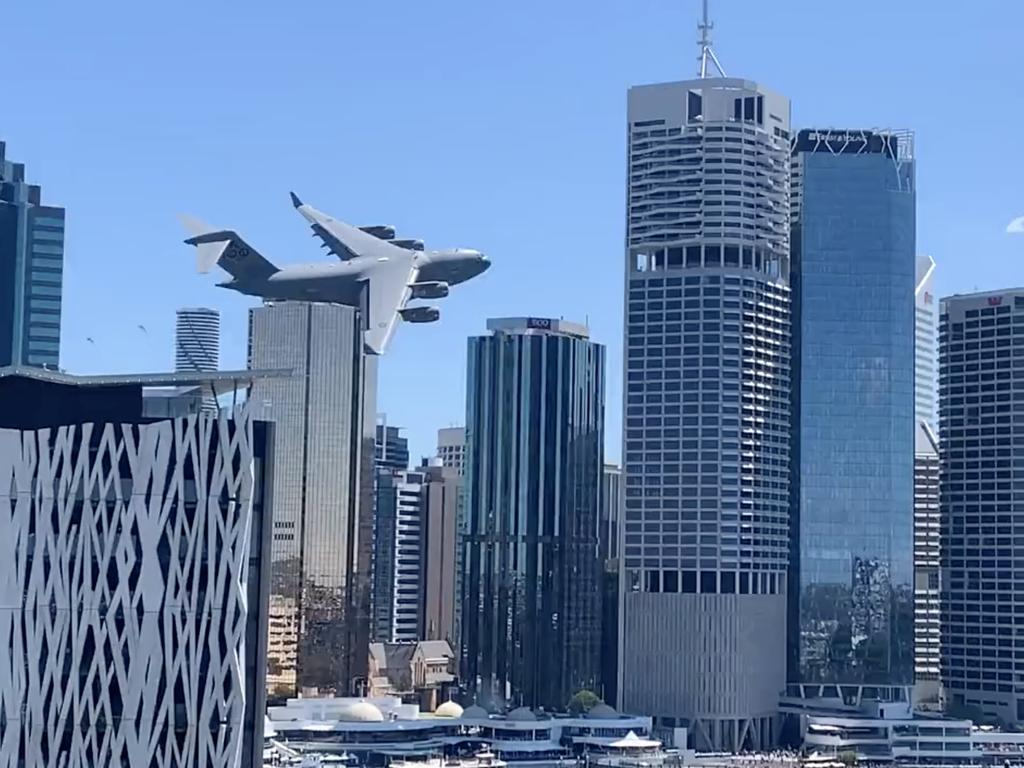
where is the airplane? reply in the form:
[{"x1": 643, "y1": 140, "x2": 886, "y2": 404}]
[{"x1": 181, "y1": 193, "x2": 490, "y2": 355}]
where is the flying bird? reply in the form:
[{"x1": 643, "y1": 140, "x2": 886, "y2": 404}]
[{"x1": 1008, "y1": 215, "x2": 1024, "y2": 234}]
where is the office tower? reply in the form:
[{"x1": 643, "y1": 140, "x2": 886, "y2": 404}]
[
  {"x1": 621, "y1": 73, "x2": 792, "y2": 749},
  {"x1": 0, "y1": 366, "x2": 275, "y2": 768},
  {"x1": 601, "y1": 463, "x2": 623, "y2": 562},
  {"x1": 940, "y1": 289, "x2": 1024, "y2": 726},
  {"x1": 376, "y1": 417, "x2": 410, "y2": 473},
  {"x1": 462, "y1": 317, "x2": 604, "y2": 711},
  {"x1": 914, "y1": 254, "x2": 941, "y2": 700},
  {"x1": 372, "y1": 469, "x2": 425, "y2": 643},
  {"x1": 437, "y1": 426, "x2": 466, "y2": 475},
  {"x1": 789, "y1": 129, "x2": 916, "y2": 697},
  {"x1": 916, "y1": 256, "x2": 938, "y2": 432},
  {"x1": 914, "y1": 422, "x2": 941, "y2": 697},
  {"x1": 601, "y1": 463, "x2": 623, "y2": 706},
  {"x1": 421, "y1": 459, "x2": 461, "y2": 646},
  {"x1": 248, "y1": 302, "x2": 369, "y2": 696},
  {"x1": 0, "y1": 141, "x2": 65, "y2": 369},
  {"x1": 175, "y1": 307, "x2": 220, "y2": 372}
]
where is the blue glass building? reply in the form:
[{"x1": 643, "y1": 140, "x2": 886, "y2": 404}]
[
  {"x1": 789, "y1": 130, "x2": 916, "y2": 690},
  {"x1": 0, "y1": 141, "x2": 65, "y2": 368},
  {"x1": 461, "y1": 317, "x2": 605, "y2": 711}
]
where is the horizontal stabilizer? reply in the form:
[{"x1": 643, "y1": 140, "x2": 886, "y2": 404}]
[{"x1": 180, "y1": 215, "x2": 279, "y2": 280}]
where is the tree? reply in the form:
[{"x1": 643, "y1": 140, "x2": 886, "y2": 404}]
[
  {"x1": 837, "y1": 750, "x2": 858, "y2": 766},
  {"x1": 567, "y1": 689, "x2": 602, "y2": 715}
]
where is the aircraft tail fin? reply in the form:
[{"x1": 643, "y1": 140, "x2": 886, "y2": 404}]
[{"x1": 179, "y1": 215, "x2": 279, "y2": 281}]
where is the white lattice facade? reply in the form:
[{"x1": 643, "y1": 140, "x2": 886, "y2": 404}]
[{"x1": 0, "y1": 407, "x2": 263, "y2": 767}]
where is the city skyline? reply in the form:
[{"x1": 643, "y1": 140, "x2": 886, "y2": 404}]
[{"x1": 3, "y1": 1, "x2": 1021, "y2": 461}]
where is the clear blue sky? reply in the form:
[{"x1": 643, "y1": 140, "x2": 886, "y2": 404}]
[{"x1": 4, "y1": 0, "x2": 1022, "y2": 460}]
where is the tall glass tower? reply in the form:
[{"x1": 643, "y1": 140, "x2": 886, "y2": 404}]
[
  {"x1": 788, "y1": 130, "x2": 916, "y2": 695},
  {"x1": 461, "y1": 317, "x2": 604, "y2": 711},
  {"x1": 0, "y1": 141, "x2": 65, "y2": 369},
  {"x1": 248, "y1": 302, "x2": 370, "y2": 697},
  {"x1": 620, "y1": 76, "x2": 792, "y2": 750}
]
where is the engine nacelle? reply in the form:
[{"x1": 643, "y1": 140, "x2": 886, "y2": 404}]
[
  {"x1": 392, "y1": 238, "x2": 425, "y2": 251},
  {"x1": 400, "y1": 306, "x2": 440, "y2": 324},
  {"x1": 359, "y1": 225, "x2": 396, "y2": 240},
  {"x1": 409, "y1": 281, "x2": 450, "y2": 299}
]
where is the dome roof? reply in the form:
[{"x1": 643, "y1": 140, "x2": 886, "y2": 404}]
[
  {"x1": 462, "y1": 704, "x2": 489, "y2": 719},
  {"x1": 339, "y1": 701, "x2": 385, "y2": 722},
  {"x1": 435, "y1": 700, "x2": 464, "y2": 718},
  {"x1": 507, "y1": 706, "x2": 537, "y2": 721},
  {"x1": 586, "y1": 703, "x2": 618, "y2": 719}
]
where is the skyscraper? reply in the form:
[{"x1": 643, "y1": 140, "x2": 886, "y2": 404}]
[
  {"x1": 175, "y1": 307, "x2": 220, "y2": 372},
  {"x1": 462, "y1": 317, "x2": 604, "y2": 711},
  {"x1": 940, "y1": 289, "x2": 1024, "y2": 726},
  {"x1": 248, "y1": 302, "x2": 369, "y2": 696},
  {"x1": 914, "y1": 254, "x2": 941, "y2": 700},
  {"x1": 916, "y1": 255, "x2": 939, "y2": 432},
  {"x1": 0, "y1": 141, "x2": 65, "y2": 369},
  {"x1": 372, "y1": 468, "x2": 425, "y2": 643},
  {"x1": 914, "y1": 422, "x2": 941, "y2": 696},
  {"x1": 788, "y1": 129, "x2": 916, "y2": 694},
  {"x1": 437, "y1": 426, "x2": 466, "y2": 475},
  {"x1": 620, "y1": 73, "x2": 792, "y2": 749},
  {"x1": 421, "y1": 459, "x2": 461, "y2": 647},
  {"x1": 601, "y1": 463, "x2": 623, "y2": 706},
  {"x1": 376, "y1": 418, "x2": 410, "y2": 473}
]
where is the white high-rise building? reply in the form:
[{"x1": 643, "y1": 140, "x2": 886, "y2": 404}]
[
  {"x1": 437, "y1": 426, "x2": 466, "y2": 476},
  {"x1": 620, "y1": 63, "x2": 792, "y2": 748},
  {"x1": 373, "y1": 469, "x2": 426, "y2": 643},
  {"x1": 915, "y1": 256, "x2": 938, "y2": 432}
]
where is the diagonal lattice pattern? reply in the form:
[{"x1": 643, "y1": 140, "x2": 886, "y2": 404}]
[{"x1": 0, "y1": 408, "x2": 257, "y2": 768}]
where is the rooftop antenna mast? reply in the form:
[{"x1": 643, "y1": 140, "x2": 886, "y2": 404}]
[{"x1": 697, "y1": 0, "x2": 727, "y2": 78}]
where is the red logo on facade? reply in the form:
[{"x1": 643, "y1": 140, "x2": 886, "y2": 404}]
[
  {"x1": 924, "y1": 292, "x2": 933, "y2": 305},
  {"x1": 989, "y1": 296, "x2": 1003, "y2": 306}
]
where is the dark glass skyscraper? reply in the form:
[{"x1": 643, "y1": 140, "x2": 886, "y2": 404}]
[
  {"x1": 789, "y1": 129, "x2": 916, "y2": 691},
  {"x1": 461, "y1": 317, "x2": 604, "y2": 711},
  {"x1": 941, "y1": 289, "x2": 1024, "y2": 726},
  {"x1": 0, "y1": 141, "x2": 65, "y2": 369}
]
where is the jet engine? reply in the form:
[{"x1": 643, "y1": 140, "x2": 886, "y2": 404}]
[
  {"x1": 400, "y1": 306, "x2": 440, "y2": 323},
  {"x1": 409, "y1": 281, "x2": 450, "y2": 299}
]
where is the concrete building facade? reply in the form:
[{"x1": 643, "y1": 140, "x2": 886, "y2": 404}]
[
  {"x1": 940, "y1": 289, "x2": 1024, "y2": 726},
  {"x1": 620, "y1": 77, "x2": 792, "y2": 750}
]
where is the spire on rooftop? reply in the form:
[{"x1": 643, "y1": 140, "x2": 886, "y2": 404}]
[{"x1": 697, "y1": 0, "x2": 727, "y2": 78}]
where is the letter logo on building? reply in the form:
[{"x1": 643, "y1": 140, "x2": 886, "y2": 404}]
[{"x1": 989, "y1": 296, "x2": 1003, "y2": 306}]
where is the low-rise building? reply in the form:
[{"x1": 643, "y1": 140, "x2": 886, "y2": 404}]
[
  {"x1": 266, "y1": 699, "x2": 653, "y2": 767},
  {"x1": 368, "y1": 640, "x2": 457, "y2": 703}
]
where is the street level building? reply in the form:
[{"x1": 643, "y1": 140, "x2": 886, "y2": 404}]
[
  {"x1": 620, "y1": 74, "x2": 792, "y2": 750},
  {"x1": 462, "y1": 317, "x2": 604, "y2": 712},
  {"x1": 0, "y1": 142, "x2": 64, "y2": 369},
  {"x1": 0, "y1": 366, "x2": 276, "y2": 768}
]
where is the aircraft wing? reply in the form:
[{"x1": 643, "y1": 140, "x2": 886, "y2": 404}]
[
  {"x1": 291, "y1": 192, "x2": 372, "y2": 260},
  {"x1": 363, "y1": 254, "x2": 418, "y2": 355}
]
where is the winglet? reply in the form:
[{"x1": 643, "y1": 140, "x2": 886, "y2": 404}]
[{"x1": 290, "y1": 191, "x2": 303, "y2": 209}]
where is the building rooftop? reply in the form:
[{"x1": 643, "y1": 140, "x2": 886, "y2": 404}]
[{"x1": 485, "y1": 317, "x2": 589, "y2": 340}]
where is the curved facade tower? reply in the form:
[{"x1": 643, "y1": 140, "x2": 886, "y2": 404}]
[
  {"x1": 175, "y1": 307, "x2": 220, "y2": 372},
  {"x1": 620, "y1": 78, "x2": 792, "y2": 750}
]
